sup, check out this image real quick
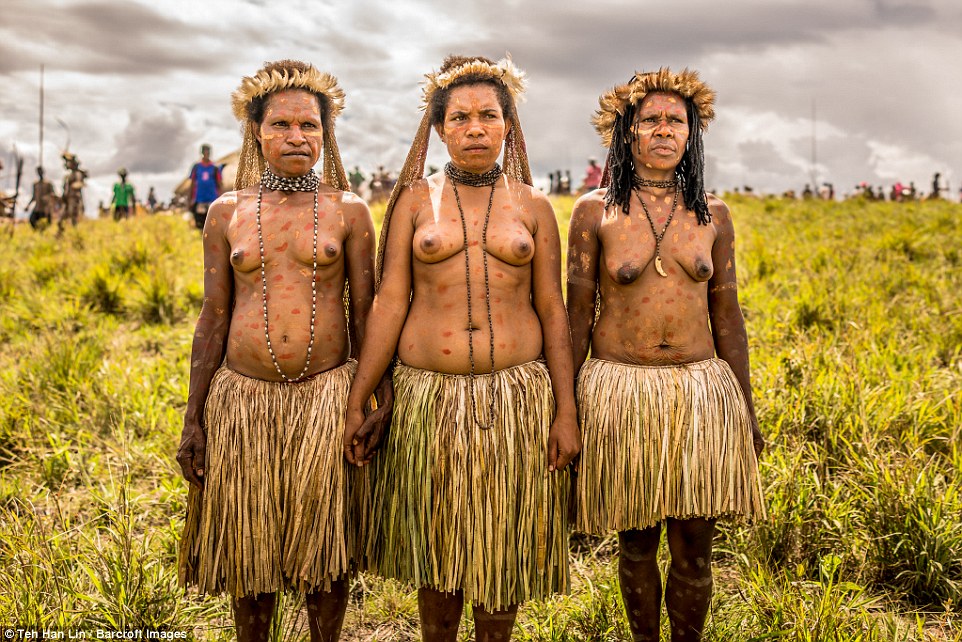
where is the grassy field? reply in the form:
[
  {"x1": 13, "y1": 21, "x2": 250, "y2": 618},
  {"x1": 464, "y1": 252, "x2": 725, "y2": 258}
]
[{"x1": 0, "y1": 195, "x2": 960, "y2": 641}]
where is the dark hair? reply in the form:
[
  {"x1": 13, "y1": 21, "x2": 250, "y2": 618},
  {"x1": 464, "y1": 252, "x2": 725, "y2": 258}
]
[
  {"x1": 245, "y1": 60, "x2": 329, "y2": 126},
  {"x1": 604, "y1": 93, "x2": 711, "y2": 225},
  {"x1": 428, "y1": 55, "x2": 516, "y2": 127}
]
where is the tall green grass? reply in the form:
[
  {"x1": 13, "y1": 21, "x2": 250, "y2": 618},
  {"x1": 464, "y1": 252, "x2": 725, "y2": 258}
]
[{"x1": 0, "y1": 200, "x2": 960, "y2": 640}]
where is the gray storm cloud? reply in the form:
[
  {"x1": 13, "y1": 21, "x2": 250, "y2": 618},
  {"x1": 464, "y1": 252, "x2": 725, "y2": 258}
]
[{"x1": 1, "y1": 0, "x2": 960, "y2": 206}]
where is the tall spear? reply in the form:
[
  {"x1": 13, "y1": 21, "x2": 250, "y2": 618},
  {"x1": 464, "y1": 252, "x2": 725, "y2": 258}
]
[
  {"x1": 39, "y1": 64, "x2": 45, "y2": 169},
  {"x1": 12, "y1": 149, "x2": 24, "y2": 218}
]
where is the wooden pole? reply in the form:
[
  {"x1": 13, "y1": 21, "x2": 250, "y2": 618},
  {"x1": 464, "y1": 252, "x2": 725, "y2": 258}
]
[{"x1": 39, "y1": 64, "x2": 45, "y2": 169}]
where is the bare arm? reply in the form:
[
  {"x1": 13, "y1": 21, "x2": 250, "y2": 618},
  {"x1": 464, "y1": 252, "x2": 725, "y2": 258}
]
[
  {"x1": 342, "y1": 195, "x2": 376, "y2": 358},
  {"x1": 343, "y1": 185, "x2": 417, "y2": 465},
  {"x1": 565, "y1": 191, "x2": 604, "y2": 373},
  {"x1": 176, "y1": 194, "x2": 235, "y2": 488},
  {"x1": 531, "y1": 191, "x2": 581, "y2": 472},
  {"x1": 707, "y1": 197, "x2": 763, "y2": 457}
]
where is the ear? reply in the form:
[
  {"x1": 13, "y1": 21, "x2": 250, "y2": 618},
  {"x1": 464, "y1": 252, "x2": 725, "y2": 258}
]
[
  {"x1": 504, "y1": 117, "x2": 512, "y2": 136},
  {"x1": 434, "y1": 123, "x2": 445, "y2": 143}
]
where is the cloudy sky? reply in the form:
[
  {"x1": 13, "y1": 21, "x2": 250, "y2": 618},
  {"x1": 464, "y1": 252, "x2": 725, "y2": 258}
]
[{"x1": 2, "y1": 0, "x2": 961, "y2": 213}]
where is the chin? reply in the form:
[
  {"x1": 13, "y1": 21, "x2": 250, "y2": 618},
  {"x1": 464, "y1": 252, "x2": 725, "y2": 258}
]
[{"x1": 274, "y1": 160, "x2": 314, "y2": 176}]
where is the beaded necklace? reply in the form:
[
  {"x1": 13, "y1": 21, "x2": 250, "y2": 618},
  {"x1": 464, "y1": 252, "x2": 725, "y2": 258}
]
[
  {"x1": 636, "y1": 182, "x2": 679, "y2": 278},
  {"x1": 445, "y1": 162, "x2": 501, "y2": 429},
  {"x1": 633, "y1": 175, "x2": 678, "y2": 189},
  {"x1": 257, "y1": 168, "x2": 319, "y2": 381}
]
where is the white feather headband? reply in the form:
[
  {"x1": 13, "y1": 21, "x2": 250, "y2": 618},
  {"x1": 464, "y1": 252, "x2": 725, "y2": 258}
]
[
  {"x1": 231, "y1": 65, "x2": 345, "y2": 122},
  {"x1": 421, "y1": 56, "x2": 527, "y2": 108}
]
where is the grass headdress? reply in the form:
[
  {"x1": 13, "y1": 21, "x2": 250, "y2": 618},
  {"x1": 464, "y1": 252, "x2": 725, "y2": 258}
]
[
  {"x1": 231, "y1": 60, "x2": 349, "y2": 191},
  {"x1": 376, "y1": 55, "x2": 532, "y2": 287},
  {"x1": 594, "y1": 67, "x2": 716, "y2": 224}
]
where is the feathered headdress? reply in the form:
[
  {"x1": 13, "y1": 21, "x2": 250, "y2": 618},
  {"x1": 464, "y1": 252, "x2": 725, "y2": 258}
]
[
  {"x1": 593, "y1": 67, "x2": 715, "y2": 147},
  {"x1": 231, "y1": 61, "x2": 349, "y2": 191},
  {"x1": 376, "y1": 56, "x2": 532, "y2": 288}
]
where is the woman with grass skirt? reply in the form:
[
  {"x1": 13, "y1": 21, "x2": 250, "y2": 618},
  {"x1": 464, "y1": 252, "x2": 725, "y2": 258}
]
[
  {"x1": 175, "y1": 60, "x2": 386, "y2": 642},
  {"x1": 566, "y1": 68, "x2": 766, "y2": 641},
  {"x1": 344, "y1": 55, "x2": 581, "y2": 641}
]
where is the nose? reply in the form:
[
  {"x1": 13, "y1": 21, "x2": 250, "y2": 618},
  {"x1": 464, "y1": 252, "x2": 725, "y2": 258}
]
[
  {"x1": 653, "y1": 118, "x2": 673, "y2": 137},
  {"x1": 288, "y1": 125, "x2": 307, "y2": 144},
  {"x1": 466, "y1": 117, "x2": 485, "y2": 137}
]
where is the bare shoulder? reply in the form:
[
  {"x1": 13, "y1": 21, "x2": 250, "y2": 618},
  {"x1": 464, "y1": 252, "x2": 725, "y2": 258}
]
[
  {"x1": 506, "y1": 177, "x2": 552, "y2": 215},
  {"x1": 330, "y1": 188, "x2": 371, "y2": 218},
  {"x1": 707, "y1": 192, "x2": 732, "y2": 223},
  {"x1": 387, "y1": 179, "x2": 430, "y2": 230},
  {"x1": 572, "y1": 188, "x2": 607, "y2": 226},
  {"x1": 205, "y1": 190, "x2": 240, "y2": 234}
]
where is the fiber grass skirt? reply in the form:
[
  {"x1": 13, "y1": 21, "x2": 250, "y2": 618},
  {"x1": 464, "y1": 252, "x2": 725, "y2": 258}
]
[
  {"x1": 178, "y1": 360, "x2": 368, "y2": 596},
  {"x1": 575, "y1": 358, "x2": 765, "y2": 534},
  {"x1": 369, "y1": 360, "x2": 570, "y2": 611}
]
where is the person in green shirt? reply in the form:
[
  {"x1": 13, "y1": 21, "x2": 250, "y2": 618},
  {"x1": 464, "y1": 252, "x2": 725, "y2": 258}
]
[{"x1": 111, "y1": 168, "x2": 136, "y2": 220}]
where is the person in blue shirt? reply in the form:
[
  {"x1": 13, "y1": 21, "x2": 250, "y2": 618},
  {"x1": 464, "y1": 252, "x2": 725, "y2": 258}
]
[{"x1": 188, "y1": 144, "x2": 223, "y2": 230}]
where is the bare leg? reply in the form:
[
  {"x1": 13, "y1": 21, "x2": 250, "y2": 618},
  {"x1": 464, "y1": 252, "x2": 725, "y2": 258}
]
[
  {"x1": 618, "y1": 526, "x2": 663, "y2": 642},
  {"x1": 472, "y1": 602, "x2": 518, "y2": 641},
  {"x1": 418, "y1": 587, "x2": 464, "y2": 642},
  {"x1": 232, "y1": 592, "x2": 277, "y2": 642},
  {"x1": 306, "y1": 579, "x2": 349, "y2": 642},
  {"x1": 665, "y1": 518, "x2": 716, "y2": 642}
]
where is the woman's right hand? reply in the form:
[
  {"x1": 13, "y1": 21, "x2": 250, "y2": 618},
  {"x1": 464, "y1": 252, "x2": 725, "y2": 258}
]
[
  {"x1": 176, "y1": 420, "x2": 207, "y2": 490},
  {"x1": 343, "y1": 406, "x2": 367, "y2": 466}
]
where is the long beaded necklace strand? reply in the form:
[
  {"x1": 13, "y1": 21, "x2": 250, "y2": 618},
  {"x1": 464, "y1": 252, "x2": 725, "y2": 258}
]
[
  {"x1": 257, "y1": 168, "x2": 319, "y2": 381},
  {"x1": 445, "y1": 161, "x2": 501, "y2": 430},
  {"x1": 636, "y1": 182, "x2": 679, "y2": 278}
]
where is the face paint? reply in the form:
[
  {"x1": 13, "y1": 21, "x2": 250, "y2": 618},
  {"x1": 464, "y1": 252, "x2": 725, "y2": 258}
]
[
  {"x1": 440, "y1": 84, "x2": 508, "y2": 173},
  {"x1": 631, "y1": 92, "x2": 689, "y2": 176},
  {"x1": 257, "y1": 89, "x2": 323, "y2": 177}
]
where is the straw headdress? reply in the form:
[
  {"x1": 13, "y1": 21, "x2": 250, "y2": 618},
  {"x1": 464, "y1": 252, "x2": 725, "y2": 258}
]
[
  {"x1": 376, "y1": 55, "x2": 532, "y2": 288},
  {"x1": 593, "y1": 67, "x2": 716, "y2": 148},
  {"x1": 231, "y1": 60, "x2": 349, "y2": 191}
]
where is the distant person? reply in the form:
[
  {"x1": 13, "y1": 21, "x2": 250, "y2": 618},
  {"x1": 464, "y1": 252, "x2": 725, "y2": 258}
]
[
  {"x1": 146, "y1": 186, "x2": 158, "y2": 212},
  {"x1": 930, "y1": 172, "x2": 941, "y2": 199},
  {"x1": 111, "y1": 168, "x2": 136, "y2": 220},
  {"x1": 582, "y1": 157, "x2": 602, "y2": 192},
  {"x1": 188, "y1": 144, "x2": 223, "y2": 230},
  {"x1": 802, "y1": 183, "x2": 814, "y2": 199},
  {"x1": 348, "y1": 165, "x2": 365, "y2": 194},
  {"x1": 59, "y1": 152, "x2": 87, "y2": 234},
  {"x1": 908, "y1": 181, "x2": 917, "y2": 200},
  {"x1": 26, "y1": 166, "x2": 56, "y2": 230}
]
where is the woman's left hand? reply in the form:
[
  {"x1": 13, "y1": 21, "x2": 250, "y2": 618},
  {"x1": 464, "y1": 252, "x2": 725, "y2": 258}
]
[{"x1": 547, "y1": 412, "x2": 582, "y2": 472}]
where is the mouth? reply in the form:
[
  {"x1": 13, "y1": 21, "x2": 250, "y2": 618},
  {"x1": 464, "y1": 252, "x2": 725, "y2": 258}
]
[{"x1": 464, "y1": 145, "x2": 488, "y2": 152}]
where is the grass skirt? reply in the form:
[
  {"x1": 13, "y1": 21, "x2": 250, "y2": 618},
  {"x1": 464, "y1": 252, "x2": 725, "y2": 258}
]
[
  {"x1": 575, "y1": 358, "x2": 765, "y2": 534},
  {"x1": 178, "y1": 360, "x2": 368, "y2": 596},
  {"x1": 369, "y1": 360, "x2": 570, "y2": 612}
]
